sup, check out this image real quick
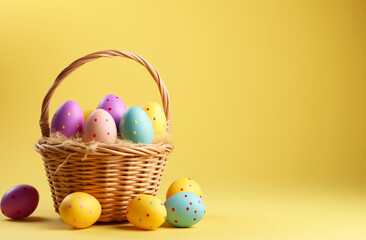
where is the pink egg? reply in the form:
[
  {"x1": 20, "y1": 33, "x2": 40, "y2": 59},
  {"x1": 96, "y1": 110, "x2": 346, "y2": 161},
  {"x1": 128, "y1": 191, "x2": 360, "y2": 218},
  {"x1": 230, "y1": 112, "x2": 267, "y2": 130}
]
[
  {"x1": 1, "y1": 185, "x2": 39, "y2": 219},
  {"x1": 97, "y1": 94, "x2": 127, "y2": 129},
  {"x1": 51, "y1": 100, "x2": 84, "y2": 137},
  {"x1": 82, "y1": 109, "x2": 117, "y2": 143}
]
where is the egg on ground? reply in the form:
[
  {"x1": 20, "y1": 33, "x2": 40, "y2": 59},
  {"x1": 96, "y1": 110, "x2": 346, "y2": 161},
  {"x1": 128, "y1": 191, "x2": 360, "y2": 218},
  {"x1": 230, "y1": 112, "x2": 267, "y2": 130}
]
[
  {"x1": 166, "y1": 177, "x2": 203, "y2": 200},
  {"x1": 126, "y1": 195, "x2": 166, "y2": 230},
  {"x1": 165, "y1": 192, "x2": 206, "y2": 228},
  {"x1": 59, "y1": 192, "x2": 102, "y2": 228}
]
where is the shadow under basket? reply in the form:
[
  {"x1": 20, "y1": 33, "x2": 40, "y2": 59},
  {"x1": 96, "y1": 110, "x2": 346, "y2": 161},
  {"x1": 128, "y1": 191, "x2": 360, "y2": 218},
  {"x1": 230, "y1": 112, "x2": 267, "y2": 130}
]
[{"x1": 34, "y1": 50, "x2": 174, "y2": 222}]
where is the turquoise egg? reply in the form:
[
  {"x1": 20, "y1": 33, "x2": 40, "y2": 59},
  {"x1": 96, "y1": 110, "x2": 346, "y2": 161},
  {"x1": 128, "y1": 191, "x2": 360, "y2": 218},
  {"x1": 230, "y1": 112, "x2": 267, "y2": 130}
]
[
  {"x1": 119, "y1": 106, "x2": 154, "y2": 144},
  {"x1": 164, "y1": 192, "x2": 206, "y2": 228}
]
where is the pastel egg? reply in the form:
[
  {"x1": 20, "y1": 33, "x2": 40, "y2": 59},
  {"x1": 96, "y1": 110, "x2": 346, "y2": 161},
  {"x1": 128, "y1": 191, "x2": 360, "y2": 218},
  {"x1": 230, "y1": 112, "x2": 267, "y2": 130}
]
[
  {"x1": 97, "y1": 94, "x2": 127, "y2": 129},
  {"x1": 82, "y1": 109, "x2": 117, "y2": 143},
  {"x1": 165, "y1": 192, "x2": 206, "y2": 228},
  {"x1": 1, "y1": 185, "x2": 39, "y2": 219},
  {"x1": 51, "y1": 100, "x2": 84, "y2": 137},
  {"x1": 83, "y1": 109, "x2": 94, "y2": 123},
  {"x1": 59, "y1": 192, "x2": 102, "y2": 228},
  {"x1": 126, "y1": 195, "x2": 166, "y2": 230},
  {"x1": 119, "y1": 107, "x2": 154, "y2": 144},
  {"x1": 141, "y1": 101, "x2": 167, "y2": 136},
  {"x1": 166, "y1": 177, "x2": 203, "y2": 200}
]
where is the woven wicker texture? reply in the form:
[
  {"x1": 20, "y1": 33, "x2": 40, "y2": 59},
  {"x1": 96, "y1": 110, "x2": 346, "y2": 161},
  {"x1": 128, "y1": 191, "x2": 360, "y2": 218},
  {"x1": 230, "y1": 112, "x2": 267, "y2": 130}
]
[{"x1": 34, "y1": 50, "x2": 174, "y2": 222}]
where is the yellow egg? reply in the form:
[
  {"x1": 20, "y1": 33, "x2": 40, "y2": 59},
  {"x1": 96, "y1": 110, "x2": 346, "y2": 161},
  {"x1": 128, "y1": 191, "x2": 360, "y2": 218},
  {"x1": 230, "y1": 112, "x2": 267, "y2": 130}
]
[
  {"x1": 59, "y1": 192, "x2": 102, "y2": 228},
  {"x1": 141, "y1": 101, "x2": 167, "y2": 136},
  {"x1": 126, "y1": 195, "x2": 167, "y2": 230},
  {"x1": 166, "y1": 177, "x2": 203, "y2": 200},
  {"x1": 83, "y1": 109, "x2": 94, "y2": 123}
]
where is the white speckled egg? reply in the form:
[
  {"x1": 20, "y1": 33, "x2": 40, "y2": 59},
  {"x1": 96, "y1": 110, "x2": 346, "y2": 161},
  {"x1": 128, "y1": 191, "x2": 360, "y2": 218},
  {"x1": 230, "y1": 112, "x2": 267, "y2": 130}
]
[{"x1": 82, "y1": 109, "x2": 117, "y2": 143}]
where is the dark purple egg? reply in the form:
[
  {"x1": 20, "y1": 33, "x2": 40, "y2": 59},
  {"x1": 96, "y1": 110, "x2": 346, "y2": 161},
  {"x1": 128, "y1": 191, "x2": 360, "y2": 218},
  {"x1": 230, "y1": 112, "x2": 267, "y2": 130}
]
[
  {"x1": 51, "y1": 100, "x2": 84, "y2": 137},
  {"x1": 1, "y1": 184, "x2": 39, "y2": 219},
  {"x1": 97, "y1": 94, "x2": 127, "y2": 129}
]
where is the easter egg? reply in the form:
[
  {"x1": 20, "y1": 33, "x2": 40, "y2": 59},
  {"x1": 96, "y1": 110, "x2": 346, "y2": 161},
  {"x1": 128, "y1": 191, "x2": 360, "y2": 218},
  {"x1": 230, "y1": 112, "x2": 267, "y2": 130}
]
[
  {"x1": 82, "y1": 109, "x2": 117, "y2": 143},
  {"x1": 166, "y1": 177, "x2": 203, "y2": 200},
  {"x1": 126, "y1": 195, "x2": 166, "y2": 230},
  {"x1": 83, "y1": 109, "x2": 93, "y2": 123},
  {"x1": 165, "y1": 192, "x2": 206, "y2": 228},
  {"x1": 119, "y1": 107, "x2": 154, "y2": 144},
  {"x1": 1, "y1": 184, "x2": 39, "y2": 219},
  {"x1": 142, "y1": 101, "x2": 167, "y2": 136},
  {"x1": 59, "y1": 192, "x2": 102, "y2": 228},
  {"x1": 51, "y1": 100, "x2": 84, "y2": 137},
  {"x1": 97, "y1": 94, "x2": 127, "y2": 129}
]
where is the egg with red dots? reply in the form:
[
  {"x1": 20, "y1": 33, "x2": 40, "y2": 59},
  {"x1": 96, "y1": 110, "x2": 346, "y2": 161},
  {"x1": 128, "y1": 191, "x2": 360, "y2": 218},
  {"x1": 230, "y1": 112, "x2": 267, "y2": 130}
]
[
  {"x1": 51, "y1": 100, "x2": 84, "y2": 137},
  {"x1": 1, "y1": 184, "x2": 39, "y2": 219},
  {"x1": 97, "y1": 94, "x2": 127, "y2": 129},
  {"x1": 59, "y1": 192, "x2": 101, "y2": 228},
  {"x1": 119, "y1": 106, "x2": 154, "y2": 144},
  {"x1": 166, "y1": 177, "x2": 203, "y2": 200},
  {"x1": 141, "y1": 101, "x2": 167, "y2": 136},
  {"x1": 126, "y1": 195, "x2": 167, "y2": 230},
  {"x1": 164, "y1": 192, "x2": 206, "y2": 228},
  {"x1": 82, "y1": 109, "x2": 117, "y2": 143}
]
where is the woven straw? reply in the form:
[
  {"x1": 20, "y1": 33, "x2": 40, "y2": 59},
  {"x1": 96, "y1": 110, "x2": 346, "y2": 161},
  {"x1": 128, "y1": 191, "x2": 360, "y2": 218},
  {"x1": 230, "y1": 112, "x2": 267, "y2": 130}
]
[{"x1": 34, "y1": 50, "x2": 174, "y2": 222}]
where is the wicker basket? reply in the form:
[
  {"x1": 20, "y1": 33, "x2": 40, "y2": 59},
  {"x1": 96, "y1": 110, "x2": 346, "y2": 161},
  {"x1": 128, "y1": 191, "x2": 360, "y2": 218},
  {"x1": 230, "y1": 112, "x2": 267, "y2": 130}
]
[{"x1": 34, "y1": 50, "x2": 174, "y2": 222}]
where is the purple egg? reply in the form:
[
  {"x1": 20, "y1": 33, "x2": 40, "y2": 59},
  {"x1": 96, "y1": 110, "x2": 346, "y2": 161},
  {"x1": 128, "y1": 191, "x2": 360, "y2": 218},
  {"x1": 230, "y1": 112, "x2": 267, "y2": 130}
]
[
  {"x1": 51, "y1": 100, "x2": 84, "y2": 137},
  {"x1": 1, "y1": 184, "x2": 39, "y2": 219},
  {"x1": 97, "y1": 94, "x2": 127, "y2": 129}
]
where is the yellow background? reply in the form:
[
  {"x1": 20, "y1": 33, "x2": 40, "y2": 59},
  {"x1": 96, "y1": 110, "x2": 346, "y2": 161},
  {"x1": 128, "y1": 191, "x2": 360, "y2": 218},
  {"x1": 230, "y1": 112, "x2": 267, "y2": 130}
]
[{"x1": 0, "y1": 0, "x2": 366, "y2": 239}]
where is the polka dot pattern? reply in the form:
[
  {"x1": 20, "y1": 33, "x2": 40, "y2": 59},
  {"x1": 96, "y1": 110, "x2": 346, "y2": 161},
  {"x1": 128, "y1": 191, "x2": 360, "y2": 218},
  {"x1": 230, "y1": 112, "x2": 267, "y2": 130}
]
[
  {"x1": 164, "y1": 192, "x2": 206, "y2": 228},
  {"x1": 119, "y1": 107, "x2": 154, "y2": 144},
  {"x1": 166, "y1": 177, "x2": 203, "y2": 200},
  {"x1": 59, "y1": 192, "x2": 101, "y2": 229},
  {"x1": 82, "y1": 109, "x2": 117, "y2": 144},
  {"x1": 51, "y1": 100, "x2": 84, "y2": 138},
  {"x1": 126, "y1": 195, "x2": 166, "y2": 230},
  {"x1": 141, "y1": 101, "x2": 167, "y2": 136},
  {"x1": 97, "y1": 94, "x2": 127, "y2": 129}
]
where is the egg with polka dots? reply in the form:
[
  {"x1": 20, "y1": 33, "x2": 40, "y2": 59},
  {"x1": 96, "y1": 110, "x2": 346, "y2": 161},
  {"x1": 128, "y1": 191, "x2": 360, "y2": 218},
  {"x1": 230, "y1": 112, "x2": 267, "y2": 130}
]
[
  {"x1": 82, "y1": 109, "x2": 117, "y2": 143},
  {"x1": 166, "y1": 177, "x2": 203, "y2": 200},
  {"x1": 51, "y1": 100, "x2": 84, "y2": 137},
  {"x1": 1, "y1": 184, "x2": 39, "y2": 219},
  {"x1": 142, "y1": 101, "x2": 167, "y2": 136},
  {"x1": 59, "y1": 192, "x2": 102, "y2": 228},
  {"x1": 165, "y1": 192, "x2": 206, "y2": 228},
  {"x1": 119, "y1": 106, "x2": 154, "y2": 144},
  {"x1": 126, "y1": 195, "x2": 167, "y2": 230},
  {"x1": 97, "y1": 94, "x2": 127, "y2": 129}
]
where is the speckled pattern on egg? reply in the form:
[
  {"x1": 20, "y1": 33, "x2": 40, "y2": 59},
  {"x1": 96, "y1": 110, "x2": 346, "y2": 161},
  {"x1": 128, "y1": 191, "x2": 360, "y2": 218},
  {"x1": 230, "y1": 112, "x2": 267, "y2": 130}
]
[
  {"x1": 166, "y1": 177, "x2": 203, "y2": 200},
  {"x1": 164, "y1": 192, "x2": 206, "y2": 228},
  {"x1": 97, "y1": 94, "x2": 127, "y2": 129},
  {"x1": 59, "y1": 192, "x2": 102, "y2": 228},
  {"x1": 119, "y1": 106, "x2": 154, "y2": 144},
  {"x1": 0, "y1": 184, "x2": 39, "y2": 219},
  {"x1": 51, "y1": 100, "x2": 84, "y2": 137},
  {"x1": 82, "y1": 109, "x2": 117, "y2": 143},
  {"x1": 142, "y1": 101, "x2": 167, "y2": 136},
  {"x1": 126, "y1": 195, "x2": 167, "y2": 230}
]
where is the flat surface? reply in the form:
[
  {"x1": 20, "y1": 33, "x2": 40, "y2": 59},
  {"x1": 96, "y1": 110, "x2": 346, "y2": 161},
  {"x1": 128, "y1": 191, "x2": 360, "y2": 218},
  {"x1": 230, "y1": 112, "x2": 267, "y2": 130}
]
[{"x1": 1, "y1": 186, "x2": 366, "y2": 240}]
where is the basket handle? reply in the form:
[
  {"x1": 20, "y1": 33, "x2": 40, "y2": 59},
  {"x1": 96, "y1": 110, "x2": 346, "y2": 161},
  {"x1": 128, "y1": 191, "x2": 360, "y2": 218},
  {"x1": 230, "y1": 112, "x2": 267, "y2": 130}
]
[{"x1": 39, "y1": 50, "x2": 171, "y2": 137}]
